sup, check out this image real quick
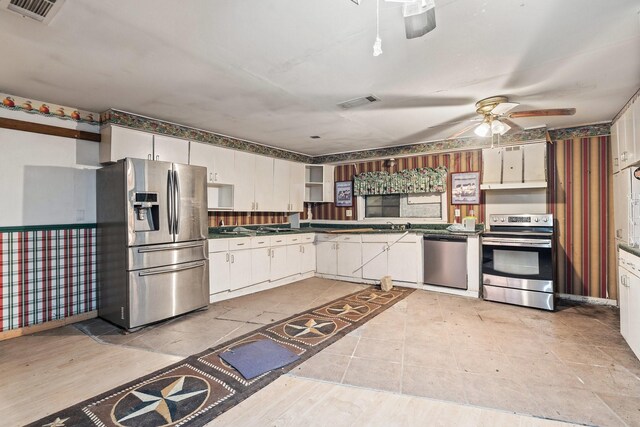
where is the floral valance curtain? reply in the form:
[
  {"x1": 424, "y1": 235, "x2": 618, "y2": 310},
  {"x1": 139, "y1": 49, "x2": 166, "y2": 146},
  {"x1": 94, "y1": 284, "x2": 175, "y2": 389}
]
[{"x1": 353, "y1": 166, "x2": 447, "y2": 196}]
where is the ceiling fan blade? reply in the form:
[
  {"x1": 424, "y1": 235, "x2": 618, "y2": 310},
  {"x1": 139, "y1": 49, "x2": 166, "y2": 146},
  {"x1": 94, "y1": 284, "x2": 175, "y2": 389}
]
[
  {"x1": 500, "y1": 118, "x2": 523, "y2": 132},
  {"x1": 491, "y1": 102, "x2": 519, "y2": 116},
  {"x1": 508, "y1": 108, "x2": 576, "y2": 119},
  {"x1": 425, "y1": 115, "x2": 480, "y2": 130},
  {"x1": 448, "y1": 122, "x2": 479, "y2": 139}
]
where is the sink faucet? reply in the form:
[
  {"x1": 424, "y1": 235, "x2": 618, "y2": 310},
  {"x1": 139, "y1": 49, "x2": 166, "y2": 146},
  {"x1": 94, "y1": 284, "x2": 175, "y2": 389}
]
[{"x1": 386, "y1": 221, "x2": 398, "y2": 230}]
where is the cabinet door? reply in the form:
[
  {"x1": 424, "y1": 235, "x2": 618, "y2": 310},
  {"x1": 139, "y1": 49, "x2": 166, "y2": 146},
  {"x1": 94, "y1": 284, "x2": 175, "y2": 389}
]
[
  {"x1": 101, "y1": 126, "x2": 153, "y2": 163},
  {"x1": 273, "y1": 159, "x2": 291, "y2": 212},
  {"x1": 189, "y1": 142, "x2": 216, "y2": 182},
  {"x1": 523, "y1": 143, "x2": 546, "y2": 183},
  {"x1": 482, "y1": 148, "x2": 502, "y2": 184},
  {"x1": 229, "y1": 249, "x2": 252, "y2": 291},
  {"x1": 301, "y1": 243, "x2": 316, "y2": 273},
  {"x1": 290, "y1": 162, "x2": 306, "y2": 211},
  {"x1": 619, "y1": 264, "x2": 630, "y2": 341},
  {"x1": 502, "y1": 146, "x2": 523, "y2": 183},
  {"x1": 251, "y1": 247, "x2": 271, "y2": 285},
  {"x1": 362, "y1": 242, "x2": 388, "y2": 280},
  {"x1": 211, "y1": 145, "x2": 236, "y2": 184},
  {"x1": 323, "y1": 165, "x2": 335, "y2": 202},
  {"x1": 270, "y1": 246, "x2": 289, "y2": 280},
  {"x1": 153, "y1": 135, "x2": 189, "y2": 164},
  {"x1": 611, "y1": 121, "x2": 621, "y2": 174},
  {"x1": 316, "y1": 241, "x2": 337, "y2": 275},
  {"x1": 233, "y1": 151, "x2": 255, "y2": 211},
  {"x1": 337, "y1": 242, "x2": 362, "y2": 279},
  {"x1": 613, "y1": 171, "x2": 630, "y2": 244},
  {"x1": 286, "y1": 244, "x2": 302, "y2": 277},
  {"x1": 621, "y1": 109, "x2": 636, "y2": 168},
  {"x1": 388, "y1": 242, "x2": 418, "y2": 283},
  {"x1": 629, "y1": 273, "x2": 640, "y2": 359},
  {"x1": 634, "y1": 102, "x2": 640, "y2": 165},
  {"x1": 254, "y1": 156, "x2": 274, "y2": 211},
  {"x1": 209, "y1": 251, "x2": 230, "y2": 294}
]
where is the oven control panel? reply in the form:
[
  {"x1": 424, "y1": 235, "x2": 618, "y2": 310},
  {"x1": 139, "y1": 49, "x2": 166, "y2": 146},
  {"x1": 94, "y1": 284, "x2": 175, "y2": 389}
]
[{"x1": 489, "y1": 214, "x2": 553, "y2": 227}]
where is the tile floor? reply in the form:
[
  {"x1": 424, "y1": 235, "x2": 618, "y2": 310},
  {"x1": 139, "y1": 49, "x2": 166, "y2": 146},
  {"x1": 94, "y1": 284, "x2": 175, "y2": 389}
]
[{"x1": 3, "y1": 277, "x2": 639, "y2": 426}]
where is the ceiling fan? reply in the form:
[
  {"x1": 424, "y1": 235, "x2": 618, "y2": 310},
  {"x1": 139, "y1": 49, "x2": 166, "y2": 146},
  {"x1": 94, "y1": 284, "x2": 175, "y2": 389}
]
[{"x1": 449, "y1": 96, "x2": 576, "y2": 139}]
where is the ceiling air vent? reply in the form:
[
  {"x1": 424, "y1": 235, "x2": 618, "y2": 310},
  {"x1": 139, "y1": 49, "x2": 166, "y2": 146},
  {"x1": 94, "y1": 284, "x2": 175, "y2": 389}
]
[
  {"x1": 337, "y1": 95, "x2": 380, "y2": 109},
  {"x1": 2, "y1": 0, "x2": 65, "y2": 24}
]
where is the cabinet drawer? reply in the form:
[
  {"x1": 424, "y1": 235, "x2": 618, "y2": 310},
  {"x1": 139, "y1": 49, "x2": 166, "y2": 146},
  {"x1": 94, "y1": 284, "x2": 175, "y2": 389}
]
[
  {"x1": 208, "y1": 239, "x2": 229, "y2": 253},
  {"x1": 270, "y1": 235, "x2": 288, "y2": 247},
  {"x1": 251, "y1": 237, "x2": 270, "y2": 248},
  {"x1": 229, "y1": 237, "x2": 251, "y2": 250},
  {"x1": 299, "y1": 233, "x2": 315, "y2": 243},
  {"x1": 315, "y1": 233, "x2": 337, "y2": 242},
  {"x1": 361, "y1": 234, "x2": 390, "y2": 243},
  {"x1": 286, "y1": 235, "x2": 303, "y2": 245},
  {"x1": 335, "y1": 234, "x2": 361, "y2": 243}
]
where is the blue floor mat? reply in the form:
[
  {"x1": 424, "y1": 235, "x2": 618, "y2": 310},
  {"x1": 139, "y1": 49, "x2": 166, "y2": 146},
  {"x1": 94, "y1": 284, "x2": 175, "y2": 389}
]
[{"x1": 219, "y1": 339, "x2": 301, "y2": 380}]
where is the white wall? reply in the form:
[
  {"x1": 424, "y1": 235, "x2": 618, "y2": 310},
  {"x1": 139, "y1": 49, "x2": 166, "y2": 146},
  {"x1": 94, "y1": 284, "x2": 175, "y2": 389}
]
[{"x1": 0, "y1": 128, "x2": 100, "y2": 226}]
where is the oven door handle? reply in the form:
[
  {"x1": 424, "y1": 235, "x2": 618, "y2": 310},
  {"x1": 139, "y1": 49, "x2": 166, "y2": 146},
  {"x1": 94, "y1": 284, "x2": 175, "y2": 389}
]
[{"x1": 482, "y1": 238, "x2": 551, "y2": 248}]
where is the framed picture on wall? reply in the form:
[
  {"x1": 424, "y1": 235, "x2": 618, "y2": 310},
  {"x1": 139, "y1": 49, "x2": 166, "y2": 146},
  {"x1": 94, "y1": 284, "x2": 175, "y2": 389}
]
[
  {"x1": 335, "y1": 180, "x2": 353, "y2": 207},
  {"x1": 451, "y1": 172, "x2": 480, "y2": 204}
]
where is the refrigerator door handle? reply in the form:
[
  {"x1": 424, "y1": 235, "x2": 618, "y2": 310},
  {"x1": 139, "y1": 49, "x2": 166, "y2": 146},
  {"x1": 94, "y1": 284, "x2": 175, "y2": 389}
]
[
  {"x1": 138, "y1": 261, "x2": 205, "y2": 276},
  {"x1": 174, "y1": 169, "x2": 181, "y2": 235},
  {"x1": 137, "y1": 242, "x2": 204, "y2": 253},
  {"x1": 167, "y1": 170, "x2": 174, "y2": 235}
]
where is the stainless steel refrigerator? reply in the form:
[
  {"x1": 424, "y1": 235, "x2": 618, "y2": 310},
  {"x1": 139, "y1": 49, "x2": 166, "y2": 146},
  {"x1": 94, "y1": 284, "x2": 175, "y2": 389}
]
[{"x1": 97, "y1": 158, "x2": 209, "y2": 330}]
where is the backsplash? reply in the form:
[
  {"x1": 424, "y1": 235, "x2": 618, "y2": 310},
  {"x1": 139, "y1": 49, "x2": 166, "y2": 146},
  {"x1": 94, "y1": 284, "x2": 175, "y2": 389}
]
[
  {"x1": 0, "y1": 225, "x2": 96, "y2": 332},
  {"x1": 207, "y1": 212, "x2": 290, "y2": 227},
  {"x1": 309, "y1": 150, "x2": 484, "y2": 222}
]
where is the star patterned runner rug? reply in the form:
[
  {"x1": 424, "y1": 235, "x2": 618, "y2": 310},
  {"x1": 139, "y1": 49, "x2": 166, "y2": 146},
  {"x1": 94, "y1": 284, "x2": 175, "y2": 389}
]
[{"x1": 30, "y1": 286, "x2": 414, "y2": 427}]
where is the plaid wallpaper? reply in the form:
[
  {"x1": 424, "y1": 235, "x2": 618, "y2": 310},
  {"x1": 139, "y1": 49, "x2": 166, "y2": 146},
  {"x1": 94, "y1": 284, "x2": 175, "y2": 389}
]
[{"x1": 0, "y1": 226, "x2": 96, "y2": 332}]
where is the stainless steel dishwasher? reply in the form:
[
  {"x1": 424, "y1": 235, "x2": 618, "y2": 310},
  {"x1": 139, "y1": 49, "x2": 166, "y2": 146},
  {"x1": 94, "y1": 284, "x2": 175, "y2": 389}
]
[{"x1": 423, "y1": 234, "x2": 468, "y2": 289}]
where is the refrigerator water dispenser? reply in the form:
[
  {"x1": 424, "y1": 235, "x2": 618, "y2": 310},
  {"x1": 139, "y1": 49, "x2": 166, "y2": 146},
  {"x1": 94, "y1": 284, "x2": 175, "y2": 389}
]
[{"x1": 133, "y1": 192, "x2": 159, "y2": 232}]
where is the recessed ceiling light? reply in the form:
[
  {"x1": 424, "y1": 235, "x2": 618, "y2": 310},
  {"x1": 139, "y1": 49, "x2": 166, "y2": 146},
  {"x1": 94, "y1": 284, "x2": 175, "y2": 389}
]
[{"x1": 310, "y1": 135, "x2": 321, "y2": 139}]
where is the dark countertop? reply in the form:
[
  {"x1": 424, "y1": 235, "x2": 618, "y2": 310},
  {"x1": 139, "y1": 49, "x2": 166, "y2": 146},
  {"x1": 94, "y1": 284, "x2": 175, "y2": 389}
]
[
  {"x1": 208, "y1": 223, "x2": 484, "y2": 239},
  {"x1": 619, "y1": 243, "x2": 640, "y2": 258}
]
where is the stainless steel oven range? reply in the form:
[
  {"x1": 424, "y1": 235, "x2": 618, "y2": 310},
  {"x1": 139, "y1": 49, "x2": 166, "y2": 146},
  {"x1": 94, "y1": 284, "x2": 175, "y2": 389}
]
[{"x1": 482, "y1": 213, "x2": 555, "y2": 310}]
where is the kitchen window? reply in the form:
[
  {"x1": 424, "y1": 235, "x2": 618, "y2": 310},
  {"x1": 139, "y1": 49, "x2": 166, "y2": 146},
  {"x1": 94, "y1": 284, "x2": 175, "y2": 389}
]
[{"x1": 361, "y1": 192, "x2": 447, "y2": 221}]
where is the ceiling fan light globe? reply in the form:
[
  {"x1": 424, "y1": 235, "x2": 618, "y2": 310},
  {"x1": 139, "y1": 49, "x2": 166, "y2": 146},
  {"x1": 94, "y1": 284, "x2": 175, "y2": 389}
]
[
  {"x1": 474, "y1": 122, "x2": 491, "y2": 137},
  {"x1": 491, "y1": 120, "x2": 506, "y2": 135}
]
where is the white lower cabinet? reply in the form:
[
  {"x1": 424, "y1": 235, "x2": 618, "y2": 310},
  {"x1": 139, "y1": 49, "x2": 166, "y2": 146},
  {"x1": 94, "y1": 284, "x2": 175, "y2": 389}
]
[
  {"x1": 301, "y1": 242, "x2": 316, "y2": 273},
  {"x1": 229, "y1": 248, "x2": 251, "y2": 291},
  {"x1": 361, "y1": 234, "x2": 419, "y2": 283},
  {"x1": 618, "y1": 250, "x2": 640, "y2": 360},
  {"x1": 210, "y1": 251, "x2": 231, "y2": 294},
  {"x1": 316, "y1": 235, "x2": 362, "y2": 280},
  {"x1": 270, "y1": 245, "x2": 288, "y2": 281},
  {"x1": 316, "y1": 241, "x2": 337, "y2": 275}
]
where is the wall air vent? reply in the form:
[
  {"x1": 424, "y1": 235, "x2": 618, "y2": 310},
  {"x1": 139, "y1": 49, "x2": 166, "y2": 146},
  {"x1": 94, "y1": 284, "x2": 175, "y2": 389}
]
[
  {"x1": 337, "y1": 95, "x2": 380, "y2": 109},
  {"x1": 1, "y1": 0, "x2": 65, "y2": 24}
]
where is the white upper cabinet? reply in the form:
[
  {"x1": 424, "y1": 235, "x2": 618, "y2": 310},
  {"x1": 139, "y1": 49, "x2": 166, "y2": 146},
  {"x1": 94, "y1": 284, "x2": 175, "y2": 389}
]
[
  {"x1": 100, "y1": 126, "x2": 153, "y2": 164},
  {"x1": 100, "y1": 125, "x2": 189, "y2": 165},
  {"x1": 523, "y1": 143, "x2": 547, "y2": 183},
  {"x1": 153, "y1": 135, "x2": 189, "y2": 164},
  {"x1": 305, "y1": 164, "x2": 335, "y2": 202},
  {"x1": 620, "y1": 108, "x2": 635, "y2": 168},
  {"x1": 254, "y1": 155, "x2": 274, "y2": 212},
  {"x1": 190, "y1": 142, "x2": 235, "y2": 184},
  {"x1": 502, "y1": 146, "x2": 523, "y2": 183},
  {"x1": 273, "y1": 159, "x2": 306, "y2": 212},
  {"x1": 273, "y1": 159, "x2": 291, "y2": 211},
  {"x1": 612, "y1": 120, "x2": 621, "y2": 174},
  {"x1": 482, "y1": 148, "x2": 502, "y2": 184},
  {"x1": 481, "y1": 143, "x2": 547, "y2": 189},
  {"x1": 233, "y1": 151, "x2": 256, "y2": 211}
]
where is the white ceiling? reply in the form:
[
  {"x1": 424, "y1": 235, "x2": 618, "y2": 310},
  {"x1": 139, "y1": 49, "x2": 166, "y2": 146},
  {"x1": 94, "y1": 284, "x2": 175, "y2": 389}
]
[{"x1": 0, "y1": 0, "x2": 638, "y2": 156}]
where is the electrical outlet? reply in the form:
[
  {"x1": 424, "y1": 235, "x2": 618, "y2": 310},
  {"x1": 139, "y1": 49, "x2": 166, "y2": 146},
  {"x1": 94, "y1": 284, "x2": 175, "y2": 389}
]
[
  {"x1": 454, "y1": 209, "x2": 461, "y2": 217},
  {"x1": 346, "y1": 209, "x2": 352, "y2": 218}
]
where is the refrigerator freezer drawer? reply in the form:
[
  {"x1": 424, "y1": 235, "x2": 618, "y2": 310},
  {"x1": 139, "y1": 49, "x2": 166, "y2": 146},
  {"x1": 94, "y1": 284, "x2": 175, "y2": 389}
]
[
  {"x1": 483, "y1": 284, "x2": 554, "y2": 311},
  {"x1": 128, "y1": 240, "x2": 208, "y2": 270},
  {"x1": 128, "y1": 260, "x2": 208, "y2": 328}
]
